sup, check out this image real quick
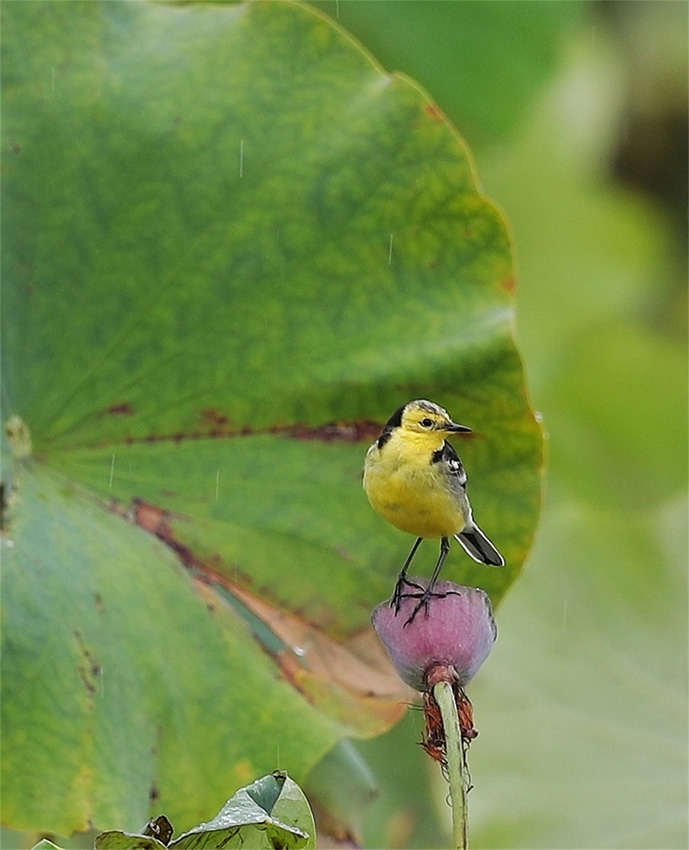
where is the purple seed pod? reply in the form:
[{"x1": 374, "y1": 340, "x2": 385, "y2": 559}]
[{"x1": 371, "y1": 579, "x2": 497, "y2": 692}]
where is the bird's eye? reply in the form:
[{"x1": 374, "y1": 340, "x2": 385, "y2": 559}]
[{"x1": 420, "y1": 418, "x2": 433, "y2": 428}]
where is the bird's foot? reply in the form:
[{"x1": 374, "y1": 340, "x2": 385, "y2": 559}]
[
  {"x1": 402, "y1": 591, "x2": 430, "y2": 626},
  {"x1": 391, "y1": 576, "x2": 425, "y2": 613}
]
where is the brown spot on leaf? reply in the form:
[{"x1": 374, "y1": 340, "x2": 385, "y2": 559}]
[
  {"x1": 132, "y1": 498, "x2": 168, "y2": 535},
  {"x1": 104, "y1": 401, "x2": 134, "y2": 416},
  {"x1": 77, "y1": 665, "x2": 96, "y2": 694},
  {"x1": 425, "y1": 103, "x2": 445, "y2": 122},
  {"x1": 272, "y1": 419, "x2": 382, "y2": 443},
  {"x1": 201, "y1": 408, "x2": 230, "y2": 427},
  {"x1": 0, "y1": 482, "x2": 10, "y2": 532},
  {"x1": 9, "y1": 139, "x2": 21, "y2": 154},
  {"x1": 74, "y1": 630, "x2": 100, "y2": 698},
  {"x1": 500, "y1": 275, "x2": 517, "y2": 293},
  {"x1": 91, "y1": 417, "x2": 384, "y2": 447},
  {"x1": 131, "y1": 498, "x2": 204, "y2": 571}
]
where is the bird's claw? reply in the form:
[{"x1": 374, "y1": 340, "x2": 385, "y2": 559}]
[
  {"x1": 391, "y1": 576, "x2": 425, "y2": 613},
  {"x1": 403, "y1": 593, "x2": 430, "y2": 626}
]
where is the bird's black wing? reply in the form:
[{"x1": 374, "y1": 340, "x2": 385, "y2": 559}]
[{"x1": 431, "y1": 440, "x2": 467, "y2": 487}]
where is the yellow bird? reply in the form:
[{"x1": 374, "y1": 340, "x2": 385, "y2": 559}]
[{"x1": 363, "y1": 399, "x2": 504, "y2": 618}]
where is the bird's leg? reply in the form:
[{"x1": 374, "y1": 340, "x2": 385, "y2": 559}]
[
  {"x1": 427, "y1": 536, "x2": 451, "y2": 594},
  {"x1": 391, "y1": 536, "x2": 424, "y2": 612},
  {"x1": 404, "y1": 536, "x2": 451, "y2": 626}
]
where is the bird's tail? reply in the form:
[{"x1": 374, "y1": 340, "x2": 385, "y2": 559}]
[{"x1": 455, "y1": 524, "x2": 505, "y2": 567}]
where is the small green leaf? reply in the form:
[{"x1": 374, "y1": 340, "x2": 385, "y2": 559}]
[
  {"x1": 171, "y1": 773, "x2": 314, "y2": 850},
  {"x1": 95, "y1": 831, "x2": 168, "y2": 850},
  {"x1": 267, "y1": 774, "x2": 317, "y2": 850}
]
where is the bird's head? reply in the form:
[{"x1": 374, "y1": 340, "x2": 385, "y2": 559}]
[{"x1": 399, "y1": 399, "x2": 472, "y2": 438}]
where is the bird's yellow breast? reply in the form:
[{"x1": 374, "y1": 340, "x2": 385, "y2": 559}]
[{"x1": 363, "y1": 431, "x2": 466, "y2": 538}]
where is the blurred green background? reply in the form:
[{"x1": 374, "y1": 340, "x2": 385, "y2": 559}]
[
  {"x1": 307, "y1": 2, "x2": 687, "y2": 848},
  {"x1": 2, "y1": 2, "x2": 686, "y2": 849}
]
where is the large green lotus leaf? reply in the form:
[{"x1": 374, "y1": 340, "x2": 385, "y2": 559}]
[{"x1": 1, "y1": 0, "x2": 542, "y2": 836}]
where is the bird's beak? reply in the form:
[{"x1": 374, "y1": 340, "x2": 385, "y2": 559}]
[{"x1": 445, "y1": 420, "x2": 472, "y2": 433}]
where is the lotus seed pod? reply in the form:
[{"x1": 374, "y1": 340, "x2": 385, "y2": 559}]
[{"x1": 371, "y1": 579, "x2": 497, "y2": 692}]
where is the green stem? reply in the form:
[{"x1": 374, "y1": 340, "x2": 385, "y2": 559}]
[{"x1": 433, "y1": 680, "x2": 468, "y2": 850}]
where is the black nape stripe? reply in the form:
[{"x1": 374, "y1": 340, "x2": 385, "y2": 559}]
[
  {"x1": 384, "y1": 404, "x2": 405, "y2": 430},
  {"x1": 377, "y1": 404, "x2": 405, "y2": 450}
]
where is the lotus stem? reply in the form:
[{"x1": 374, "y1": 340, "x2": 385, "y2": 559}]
[{"x1": 433, "y1": 679, "x2": 468, "y2": 849}]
